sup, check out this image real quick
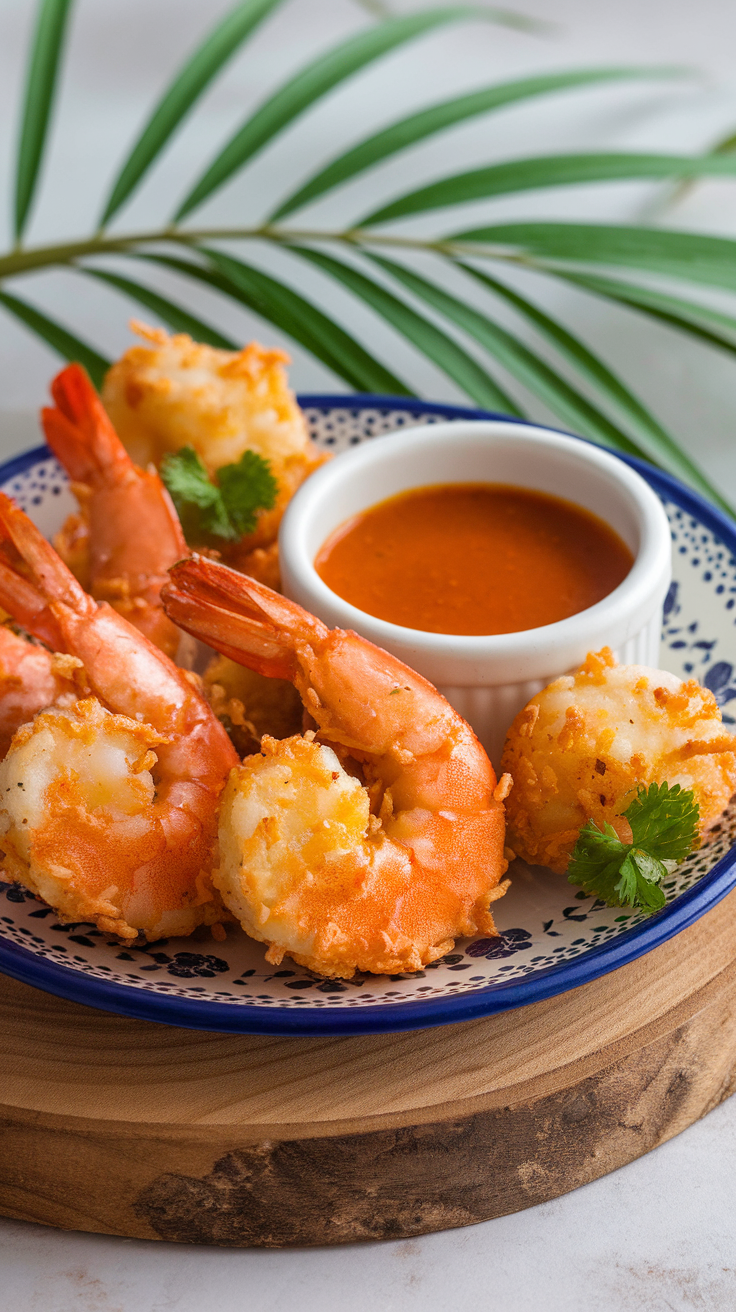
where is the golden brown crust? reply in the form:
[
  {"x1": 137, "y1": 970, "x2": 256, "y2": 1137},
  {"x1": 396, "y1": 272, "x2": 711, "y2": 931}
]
[{"x1": 502, "y1": 649, "x2": 736, "y2": 874}]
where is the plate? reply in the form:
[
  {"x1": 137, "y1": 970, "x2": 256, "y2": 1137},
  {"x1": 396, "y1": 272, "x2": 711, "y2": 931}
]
[{"x1": 0, "y1": 395, "x2": 735, "y2": 1036}]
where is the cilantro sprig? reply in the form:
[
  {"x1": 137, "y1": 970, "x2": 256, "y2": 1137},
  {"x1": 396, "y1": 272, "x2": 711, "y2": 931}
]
[
  {"x1": 160, "y1": 446, "x2": 277, "y2": 543},
  {"x1": 567, "y1": 782, "x2": 700, "y2": 914}
]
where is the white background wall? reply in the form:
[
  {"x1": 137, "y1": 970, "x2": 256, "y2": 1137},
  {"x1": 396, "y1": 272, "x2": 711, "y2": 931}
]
[{"x1": 1, "y1": 3, "x2": 736, "y2": 1309}]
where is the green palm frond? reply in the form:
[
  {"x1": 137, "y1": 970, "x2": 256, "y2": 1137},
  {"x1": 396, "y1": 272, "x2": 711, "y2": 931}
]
[
  {"x1": 79, "y1": 267, "x2": 240, "y2": 349},
  {"x1": 100, "y1": 0, "x2": 286, "y2": 227},
  {"x1": 0, "y1": 289, "x2": 109, "y2": 387},
  {"x1": 14, "y1": 0, "x2": 75, "y2": 239},
  {"x1": 549, "y1": 269, "x2": 736, "y2": 356},
  {"x1": 650, "y1": 125, "x2": 736, "y2": 217},
  {"x1": 358, "y1": 152, "x2": 736, "y2": 226},
  {"x1": 453, "y1": 263, "x2": 712, "y2": 489},
  {"x1": 173, "y1": 7, "x2": 509, "y2": 222},
  {"x1": 2, "y1": 0, "x2": 736, "y2": 514},
  {"x1": 290, "y1": 244, "x2": 521, "y2": 412},
  {"x1": 271, "y1": 67, "x2": 684, "y2": 220}
]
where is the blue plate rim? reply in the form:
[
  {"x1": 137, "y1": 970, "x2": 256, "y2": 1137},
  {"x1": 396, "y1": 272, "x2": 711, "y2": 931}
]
[{"x1": 0, "y1": 394, "x2": 734, "y2": 1037}]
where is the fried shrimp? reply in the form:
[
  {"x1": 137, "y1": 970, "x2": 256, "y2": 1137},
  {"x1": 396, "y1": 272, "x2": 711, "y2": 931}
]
[
  {"x1": 0, "y1": 494, "x2": 238, "y2": 941},
  {"x1": 42, "y1": 363, "x2": 187, "y2": 659},
  {"x1": 502, "y1": 647, "x2": 736, "y2": 874},
  {"x1": 0, "y1": 624, "x2": 80, "y2": 758},
  {"x1": 102, "y1": 322, "x2": 325, "y2": 562},
  {"x1": 163, "y1": 557, "x2": 510, "y2": 979}
]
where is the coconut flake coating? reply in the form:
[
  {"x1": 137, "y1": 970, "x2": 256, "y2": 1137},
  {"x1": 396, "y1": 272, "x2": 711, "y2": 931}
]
[{"x1": 501, "y1": 647, "x2": 736, "y2": 874}]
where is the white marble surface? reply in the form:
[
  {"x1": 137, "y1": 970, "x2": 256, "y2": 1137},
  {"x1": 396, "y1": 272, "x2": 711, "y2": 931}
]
[{"x1": 1, "y1": 0, "x2": 736, "y2": 1307}]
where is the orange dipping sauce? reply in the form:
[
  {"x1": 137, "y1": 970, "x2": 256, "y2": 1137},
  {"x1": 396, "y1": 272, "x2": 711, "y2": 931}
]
[{"x1": 315, "y1": 483, "x2": 634, "y2": 636}]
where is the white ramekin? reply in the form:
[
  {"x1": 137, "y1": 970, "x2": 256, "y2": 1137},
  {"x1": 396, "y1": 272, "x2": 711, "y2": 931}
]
[{"x1": 279, "y1": 421, "x2": 672, "y2": 766}]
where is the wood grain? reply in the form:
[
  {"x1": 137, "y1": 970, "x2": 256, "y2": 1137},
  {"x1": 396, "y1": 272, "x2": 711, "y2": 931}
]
[{"x1": 1, "y1": 888, "x2": 736, "y2": 1246}]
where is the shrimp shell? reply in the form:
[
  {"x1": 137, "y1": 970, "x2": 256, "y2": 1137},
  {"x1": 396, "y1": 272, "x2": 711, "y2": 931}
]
[
  {"x1": 163, "y1": 556, "x2": 510, "y2": 978},
  {"x1": 0, "y1": 494, "x2": 238, "y2": 940},
  {"x1": 42, "y1": 363, "x2": 187, "y2": 658}
]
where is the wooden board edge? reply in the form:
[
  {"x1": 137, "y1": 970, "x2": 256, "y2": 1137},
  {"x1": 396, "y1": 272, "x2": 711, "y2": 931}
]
[{"x1": 1, "y1": 961, "x2": 735, "y2": 1246}]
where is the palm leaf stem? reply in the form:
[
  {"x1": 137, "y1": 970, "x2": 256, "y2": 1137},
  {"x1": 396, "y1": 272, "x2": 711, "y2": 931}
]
[
  {"x1": 9, "y1": 220, "x2": 736, "y2": 285},
  {"x1": 0, "y1": 225, "x2": 537, "y2": 282}
]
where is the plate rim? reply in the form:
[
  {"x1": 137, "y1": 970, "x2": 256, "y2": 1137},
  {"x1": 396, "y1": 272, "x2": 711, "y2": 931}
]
[{"x1": 1, "y1": 394, "x2": 735, "y2": 1036}]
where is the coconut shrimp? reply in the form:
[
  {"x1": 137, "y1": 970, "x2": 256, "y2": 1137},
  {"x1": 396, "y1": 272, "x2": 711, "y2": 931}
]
[
  {"x1": 162, "y1": 557, "x2": 510, "y2": 979},
  {"x1": 501, "y1": 647, "x2": 736, "y2": 874},
  {"x1": 102, "y1": 322, "x2": 325, "y2": 570},
  {"x1": 0, "y1": 494, "x2": 238, "y2": 941},
  {"x1": 41, "y1": 363, "x2": 187, "y2": 659},
  {"x1": 0, "y1": 624, "x2": 84, "y2": 759}
]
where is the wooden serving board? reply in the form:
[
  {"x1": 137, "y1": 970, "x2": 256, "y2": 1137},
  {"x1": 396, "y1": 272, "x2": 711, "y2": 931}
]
[{"x1": 1, "y1": 887, "x2": 736, "y2": 1248}]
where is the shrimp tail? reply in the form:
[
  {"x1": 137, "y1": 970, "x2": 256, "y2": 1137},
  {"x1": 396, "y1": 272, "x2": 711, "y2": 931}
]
[
  {"x1": 41, "y1": 363, "x2": 130, "y2": 485},
  {"x1": 0, "y1": 493, "x2": 93, "y2": 648},
  {"x1": 163, "y1": 555, "x2": 327, "y2": 681}
]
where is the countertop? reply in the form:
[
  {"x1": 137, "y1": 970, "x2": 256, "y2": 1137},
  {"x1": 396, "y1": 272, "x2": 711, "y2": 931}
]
[{"x1": 1, "y1": 0, "x2": 736, "y2": 1307}]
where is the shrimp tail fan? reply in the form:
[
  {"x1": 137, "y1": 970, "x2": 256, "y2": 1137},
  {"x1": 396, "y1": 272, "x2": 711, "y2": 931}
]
[
  {"x1": 41, "y1": 362, "x2": 129, "y2": 484},
  {"x1": 164, "y1": 554, "x2": 326, "y2": 680},
  {"x1": 0, "y1": 491, "x2": 96, "y2": 647}
]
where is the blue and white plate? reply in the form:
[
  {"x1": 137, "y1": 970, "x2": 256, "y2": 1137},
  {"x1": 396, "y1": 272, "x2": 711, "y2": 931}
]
[{"x1": 0, "y1": 396, "x2": 735, "y2": 1036}]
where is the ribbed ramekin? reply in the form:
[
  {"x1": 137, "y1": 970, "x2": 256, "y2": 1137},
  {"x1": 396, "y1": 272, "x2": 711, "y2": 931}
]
[{"x1": 279, "y1": 420, "x2": 672, "y2": 766}]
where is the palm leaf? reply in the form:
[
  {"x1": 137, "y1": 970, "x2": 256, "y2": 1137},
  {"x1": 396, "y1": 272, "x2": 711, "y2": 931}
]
[
  {"x1": 457, "y1": 261, "x2": 721, "y2": 500},
  {"x1": 0, "y1": 289, "x2": 109, "y2": 387},
  {"x1": 14, "y1": 0, "x2": 75, "y2": 240},
  {"x1": 554, "y1": 268, "x2": 736, "y2": 357},
  {"x1": 271, "y1": 67, "x2": 684, "y2": 220},
  {"x1": 3, "y1": 2, "x2": 736, "y2": 519},
  {"x1": 366, "y1": 253, "x2": 643, "y2": 455},
  {"x1": 359, "y1": 152, "x2": 736, "y2": 227},
  {"x1": 140, "y1": 248, "x2": 412, "y2": 394},
  {"x1": 288, "y1": 246, "x2": 522, "y2": 413},
  {"x1": 451, "y1": 222, "x2": 736, "y2": 293},
  {"x1": 656, "y1": 125, "x2": 736, "y2": 215},
  {"x1": 174, "y1": 6, "x2": 520, "y2": 222},
  {"x1": 352, "y1": 0, "x2": 394, "y2": 15},
  {"x1": 80, "y1": 267, "x2": 238, "y2": 348},
  {"x1": 100, "y1": 0, "x2": 284, "y2": 227}
]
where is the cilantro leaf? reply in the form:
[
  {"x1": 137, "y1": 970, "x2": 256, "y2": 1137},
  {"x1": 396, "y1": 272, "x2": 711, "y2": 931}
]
[
  {"x1": 217, "y1": 449, "x2": 278, "y2": 537},
  {"x1": 160, "y1": 446, "x2": 234, "y2": 541},
  {"x1": 567, "y1": 781, "x2": 699, "y2": 914},
  {"x1": 160, "y1": 445, "x2": 277, "y2": 543},
  {"x1": 567, "y1": 821, "x2": 630, "y2": 903},
  {"x1": 616, "y1": 849, "x2": 667, "y2": 913},
  {"x1": 626, "y1": 781, "x2": 700, "y2": 861}
]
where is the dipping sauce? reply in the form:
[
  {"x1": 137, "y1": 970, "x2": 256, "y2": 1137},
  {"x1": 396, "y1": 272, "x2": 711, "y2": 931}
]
[{"x1": 315, "y1": 483, "x2": 634, "y2": 636}]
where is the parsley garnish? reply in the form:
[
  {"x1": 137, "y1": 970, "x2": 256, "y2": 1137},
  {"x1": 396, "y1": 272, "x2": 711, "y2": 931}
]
[
  {"x1": 160, "y1": 446, "x2": 277, "y2": 543},
  {"x1": 567, "y1": 781, "x2": 700, "y2": 914}
]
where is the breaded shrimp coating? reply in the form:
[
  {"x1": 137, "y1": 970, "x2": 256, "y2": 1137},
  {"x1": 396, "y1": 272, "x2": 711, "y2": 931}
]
[
  {"x1": 102, "y1": 322, "x2": 325, "y2": 552},
  {"x1": 502, "y1": 647, "x2": 736, "y2": 874},
  {"x1": 163, "y1": 558, "x2": 510, "y2": 979},
  {"x1": 203, "y1": 653, "x2": 303, "y2": 757}
]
